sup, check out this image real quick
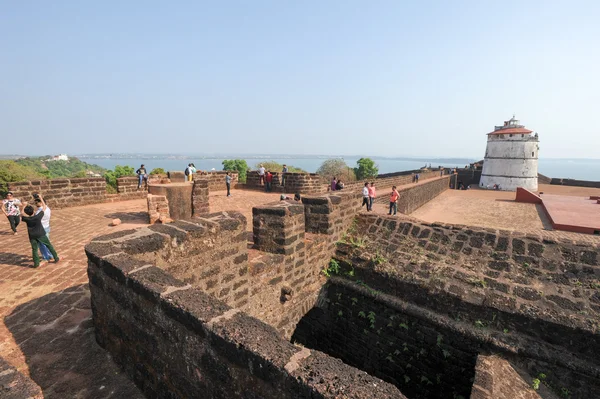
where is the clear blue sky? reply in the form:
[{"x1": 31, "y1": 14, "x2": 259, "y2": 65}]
[{"x1": 1, "y1": 1, "x2": 598, "y2": 158}]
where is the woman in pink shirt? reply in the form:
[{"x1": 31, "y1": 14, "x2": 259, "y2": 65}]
[{"x1": 368, "y1": 182, "x2": 376, "y2": 211}]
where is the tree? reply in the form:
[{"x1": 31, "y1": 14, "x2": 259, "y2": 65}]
[
  {"x1": 150, "y1": 168, "x2": 166, "y2": 175},
  {"x1": 354, "y1": 158, "x2": 379, "y2": 180},
  {"x1": 222, "y1": 160, "x2": 249, "y2": 183},
  {"x1": 316, "y1": 159, "x2": 356, "y2": 182},
  {"x1": 104, "y1": 165, "x2": 135, "y2": 191},
  {"x1": 0, "y1": 160, "x2": 45, "y2": 196}
]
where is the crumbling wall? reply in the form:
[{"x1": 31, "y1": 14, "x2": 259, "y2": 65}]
[
  {"x1": 85, "y1": 215, "x2": 404, "y2": 399},
  {"x1": 147, "y1": 194, "x2": 170, "y2": 224}
]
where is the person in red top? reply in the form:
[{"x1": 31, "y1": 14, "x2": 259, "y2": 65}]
[
  {"x1": 389, "y1": 186, "x2": 399, "y2": 215},
  {"x1": 368, "y1": 182, "x2": 376, "y2": 211},
  {"x1": 265, "y1": 171, "x2": 273, "y2": 192}
]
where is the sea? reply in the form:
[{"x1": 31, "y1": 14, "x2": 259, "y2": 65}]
[{"x1": 76, "y1": 154, "x2": 600, "y2": 181}]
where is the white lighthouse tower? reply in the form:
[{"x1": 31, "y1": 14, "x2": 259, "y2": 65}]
[{"x1": 480, "y1": 116, "x2": 539, "y2": 191}]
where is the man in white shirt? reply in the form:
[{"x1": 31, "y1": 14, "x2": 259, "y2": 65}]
[
  {"x1": 258, "y1": 164, "x2": 266, "y2": 185},
  {"x1": 35, "y1": 198, "x2": 53, "y2": 261},
  {"x1": 361, "y1": 182, "x2": 370, "y2": 210}
]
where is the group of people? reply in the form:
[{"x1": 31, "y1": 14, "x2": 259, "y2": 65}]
[
  {"x1": 3, "y1": 192, "x2": 59, "y2": 268},
  {"x1": 360, "y1": 182, "x2": 400, "y2": 215},
  {"x1": 330, "y1": 177, "x2": 345, "y2": 191},
  {"x1": 257, "y1": 164, "x2": 289, "y2": 192}
]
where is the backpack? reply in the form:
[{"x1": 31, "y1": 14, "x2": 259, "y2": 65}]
[{"x1": 184, "y1": 167, "x2": 190, "y2": 176}]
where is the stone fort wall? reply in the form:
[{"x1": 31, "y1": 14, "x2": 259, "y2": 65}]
[
  {"x1": 292, "y1": 213, "x2": 600, "y2": 399},
  {"x1": 85, "y1": 190, "x2": 405, "y2": 398}
]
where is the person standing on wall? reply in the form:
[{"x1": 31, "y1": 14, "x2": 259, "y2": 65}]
[
  {"x1": 2, "y1": 192, "x2": 21, "y2": 234},
  {"x1": 225, "y1": 172, "x2": 232, "y2": 197},
  {"x1": 265, "y1": 170, "x2": 273, "y2": 192},
  {"x1": 368, "y1": 182, "x2": 376, "y2": 211},
  {"x1": 258, "y1": 164, "x2": 266, "y2": 185},
  {"x1": 34, "y1": 197, "x2": 53, "y2": 261},
  {"x1": 188, "y1": 163, "x2": 197, "y2": 181},
  {"x1": 281, "y1": 164, "x2": 288, "y2": 187},
  {"x1": 361, "y1": 182, "x2": 369, "y2": 210},
  {"x1": 184, "y1": 164, "x2": 191, "y2": 182},
  {"x1": 136, "y1": 164, "x2": 147, "y2": 189},
  {"x1": 389, "y1": 186, "x2": 399, "y2": 216},
  {"x1": 19, "y1": 195, "x2": 59, "y2": 268}
]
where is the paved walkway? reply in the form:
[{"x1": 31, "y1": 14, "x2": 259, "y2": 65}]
[
  {"x1": 0, "y1": 199, "x2": 148, "y2": 398},
  {"x1": 406, "y1": 185, "x2": 600, "y2": 244},
  {"x1": 0, "y1": 190, "x2": 284, "y2": 397}
]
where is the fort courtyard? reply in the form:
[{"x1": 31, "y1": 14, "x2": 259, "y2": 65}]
[{"x1": 2, "y1": 176, "x2": 600, "y2": 398}]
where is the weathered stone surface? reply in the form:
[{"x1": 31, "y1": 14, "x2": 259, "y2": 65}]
[{"x1": 148, "y1": 183, "x2": 193, "y2": 220}]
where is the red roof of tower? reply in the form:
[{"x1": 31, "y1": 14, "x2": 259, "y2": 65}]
[{"x1": 487, "y1": 127, "x2": 533, "y2": 135}]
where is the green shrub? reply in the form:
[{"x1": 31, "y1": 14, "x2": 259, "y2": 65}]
[
  {"x1": 104, "y1": 165, "x2": 135, "y2": 190},
  {"x1": 222, "y1": 159, "x2": 249, "y2": 183},
  {"x1": 354, "y1": 157, "x2": 379, "y2": 180},
  {"x1": 0, "y1": 160, "x2": 45, "y2": 196},
  {"x1": 150, "y1": 168, "x2": 166, "y2": 175}
]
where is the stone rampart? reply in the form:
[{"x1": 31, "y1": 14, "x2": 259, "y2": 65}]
[
  {"x1": 340, "y1": 170, "x2": 441, "y2": 193},
  {"x1": 316, "y1": 213, "x2": 600, "y2": 399},
  {"x1": 85, "y1": 210, "x2": 403, "y2": 399},
  {"x1": 370, "y1": 175, "x2": 450, "y2": 214},
  {"x1": 196, "y1": 171, "x2": 238, "y2": 191},
  {"x1": 394, "y1": 175, "x2": 450, "y2": 213},
  {"x1": 245, "y1": 171, "x2": 325, "y2": 194},
  {"x1": 8, "y1": 178, "x2": 108, "y2": 208}
]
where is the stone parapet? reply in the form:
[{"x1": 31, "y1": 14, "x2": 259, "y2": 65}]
[
  {"x1": 85, "y1": 214, "x2": 403, "y2": 399},
  {"x1": 197, "y1": 171, "x2": 238, "y2": 191},
  {"x1": 253, "y1": 202, "x2": 306, "y2": 255},
  {"x1": 246, "y1": 171, "x2": 325, "y2": 194},
  {"x1": 7, "y1": 178, "x2": 107, "y2": 208},
  {"x1": 388, "y1": 175, "x2": 450, "y2": 214},
  {"x1": 192, "y1": 179, "x2": 210, "y2": 215}
]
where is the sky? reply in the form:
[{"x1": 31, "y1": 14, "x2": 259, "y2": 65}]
[{"x1": 1, "y1": 1, "x2": 599, "y2": 158}]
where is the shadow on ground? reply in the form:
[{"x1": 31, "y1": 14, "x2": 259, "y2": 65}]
[
  {"x1": 535, "y1": 203, "x2": 554, "y2": 230},
  {"x1": 5, "y1": 284, "x2": 143, "y2": 398},
  {"x1": 0, "y1": 253, "x2": 34, "y2": 268},
  {"x1": 104, "y1": 211, "x2": 148, "y2": 224}
]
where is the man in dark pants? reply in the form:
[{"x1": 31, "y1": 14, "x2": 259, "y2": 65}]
[
  {"x1": 2, "y1": 192, "x2": 21, "y2": 234},
  {"x1": 225, "y1": 172, "x2": 232, "y2": 197},
  {"x1": 20, "y1": 195, "x2": 59, "y2": 268}
]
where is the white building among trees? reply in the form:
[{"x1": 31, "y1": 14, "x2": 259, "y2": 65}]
[{"x1": 480, "y1": 116, "x2": 539, "y2": 191}]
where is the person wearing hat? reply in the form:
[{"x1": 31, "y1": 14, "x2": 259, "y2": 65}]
[{"x1": 2, "y1": 192, "x2": 22, "y2": 234}]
